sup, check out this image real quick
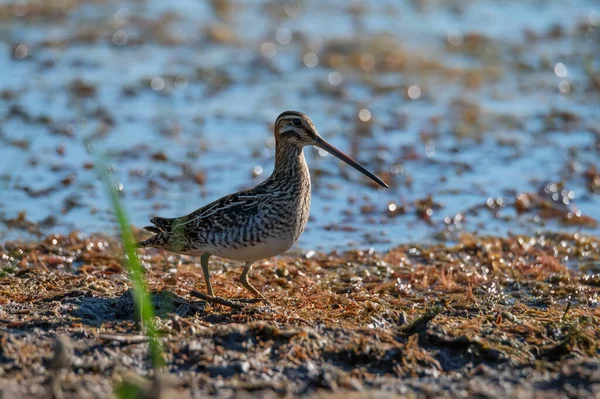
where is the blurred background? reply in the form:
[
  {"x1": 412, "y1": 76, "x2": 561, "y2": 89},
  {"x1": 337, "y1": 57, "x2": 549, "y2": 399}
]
[{"x1": 0, "y1": 0, "x2": 599, "y2": 251}]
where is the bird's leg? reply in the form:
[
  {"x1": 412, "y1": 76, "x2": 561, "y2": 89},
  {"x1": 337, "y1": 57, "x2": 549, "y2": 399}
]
[
  {"x1": 192, "y1": 256, "x2": 267, "y2": 308},
  {"x1": 200, "y1": 252, "x2": 213, "y2": 297},
  {"x1": 240, "y1": 261, "x2": 268, "y2": 302},
  {"x1": 190, "y1": 252, "x2": 245, "y2": 309}
]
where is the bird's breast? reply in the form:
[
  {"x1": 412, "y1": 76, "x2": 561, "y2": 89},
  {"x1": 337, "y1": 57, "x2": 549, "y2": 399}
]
[
  {"x1": 214, "y1": 177, "x2": 311, "y2": 261},
  {"x1": 212, "y1": 235, "x2": 297, "y2": 261}
]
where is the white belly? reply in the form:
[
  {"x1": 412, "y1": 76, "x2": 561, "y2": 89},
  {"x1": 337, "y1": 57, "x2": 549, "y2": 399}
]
[{"x1": 210, "y1": 235, "x2": 297, "y2": 262}]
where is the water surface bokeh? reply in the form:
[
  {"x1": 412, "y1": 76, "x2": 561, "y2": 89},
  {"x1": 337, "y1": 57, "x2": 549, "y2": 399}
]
[{"x1": 1, "y1": 0, "x2": 599, "y2": 251}]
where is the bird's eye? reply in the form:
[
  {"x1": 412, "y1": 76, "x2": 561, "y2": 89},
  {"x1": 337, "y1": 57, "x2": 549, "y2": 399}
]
[{"x1": 292, "y1": 118, "x2": 302, "y2": 127}]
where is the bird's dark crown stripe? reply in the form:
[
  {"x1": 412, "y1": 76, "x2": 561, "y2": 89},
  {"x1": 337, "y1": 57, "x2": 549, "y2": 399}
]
[{"x1": 276, "y1": 111, "x2": 306, "y2": 121}]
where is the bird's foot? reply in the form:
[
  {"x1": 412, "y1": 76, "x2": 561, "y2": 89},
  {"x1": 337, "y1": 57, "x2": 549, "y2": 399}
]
[
  {"x1": 189, "y1": 290, "x2": 271, "y2": 309},
  {"x1": 189, "y1": 290, "x2": 244, "y2": 309}
]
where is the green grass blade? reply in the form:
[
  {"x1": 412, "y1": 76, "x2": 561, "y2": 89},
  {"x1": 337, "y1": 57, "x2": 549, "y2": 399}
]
[{"x1": 97, "y1": 156, "x2": 165, "y2": 369}]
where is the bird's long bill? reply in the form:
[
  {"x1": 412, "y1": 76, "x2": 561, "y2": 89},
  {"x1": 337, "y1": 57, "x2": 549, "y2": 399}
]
[{"x1": 314, "y1": 136, "x2": 388, "y2": 188}]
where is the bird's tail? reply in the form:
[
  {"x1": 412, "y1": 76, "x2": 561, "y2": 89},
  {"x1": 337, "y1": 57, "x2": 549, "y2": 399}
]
[
  {"x1": 138, "y1": 233, "x2": 169, "y2": 248},
  {"x1": 148, "y1": 216, "x2": 174, "y2": 233},
  {"x1": 137, "y1": 217, "x2": 175, "y2": 248}
]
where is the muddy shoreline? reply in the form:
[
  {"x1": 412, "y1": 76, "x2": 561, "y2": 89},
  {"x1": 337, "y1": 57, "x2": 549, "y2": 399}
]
[{"x1": 1, "y1": 231, "x2": 599, "y2": 398}]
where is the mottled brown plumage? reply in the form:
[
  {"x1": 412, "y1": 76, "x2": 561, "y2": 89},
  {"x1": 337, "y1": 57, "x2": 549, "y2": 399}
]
[{"x1": 139, "y1": 111, "x2": 387, "y2": 302}]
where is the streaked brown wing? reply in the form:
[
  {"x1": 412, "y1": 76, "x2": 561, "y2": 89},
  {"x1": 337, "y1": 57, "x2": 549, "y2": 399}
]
[{"x1": 167, "y1": 185, "x2": 277, "y2": 238}]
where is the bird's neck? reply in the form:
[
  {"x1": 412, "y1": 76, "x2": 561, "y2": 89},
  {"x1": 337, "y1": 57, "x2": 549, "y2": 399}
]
[{"x1": 271, "y1": 141, "x2": 310, "y2": 186}]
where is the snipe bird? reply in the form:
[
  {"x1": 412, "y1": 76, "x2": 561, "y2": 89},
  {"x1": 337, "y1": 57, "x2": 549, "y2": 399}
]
[{"x1": 139, "y1": 111, "x2": 387, "y2": 302}]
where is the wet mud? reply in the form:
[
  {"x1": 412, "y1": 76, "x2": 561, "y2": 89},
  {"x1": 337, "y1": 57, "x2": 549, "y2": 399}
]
[{"x1": 1, "y1": 232, "x2": 599, "y2": 397}]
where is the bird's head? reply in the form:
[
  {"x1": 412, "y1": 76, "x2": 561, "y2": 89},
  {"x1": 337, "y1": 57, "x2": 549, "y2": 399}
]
[
  {"x1": 274, "y1": 110, "x2": 388, "y2": 188},
  {"x1": 274, "y1": 110, "x2": 319, "y2": 147}
]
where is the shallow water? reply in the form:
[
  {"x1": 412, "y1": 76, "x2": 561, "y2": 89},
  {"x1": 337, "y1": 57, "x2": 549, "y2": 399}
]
[{"x1": 0, "y1": 0, "x2": 599, "y2": 251}]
